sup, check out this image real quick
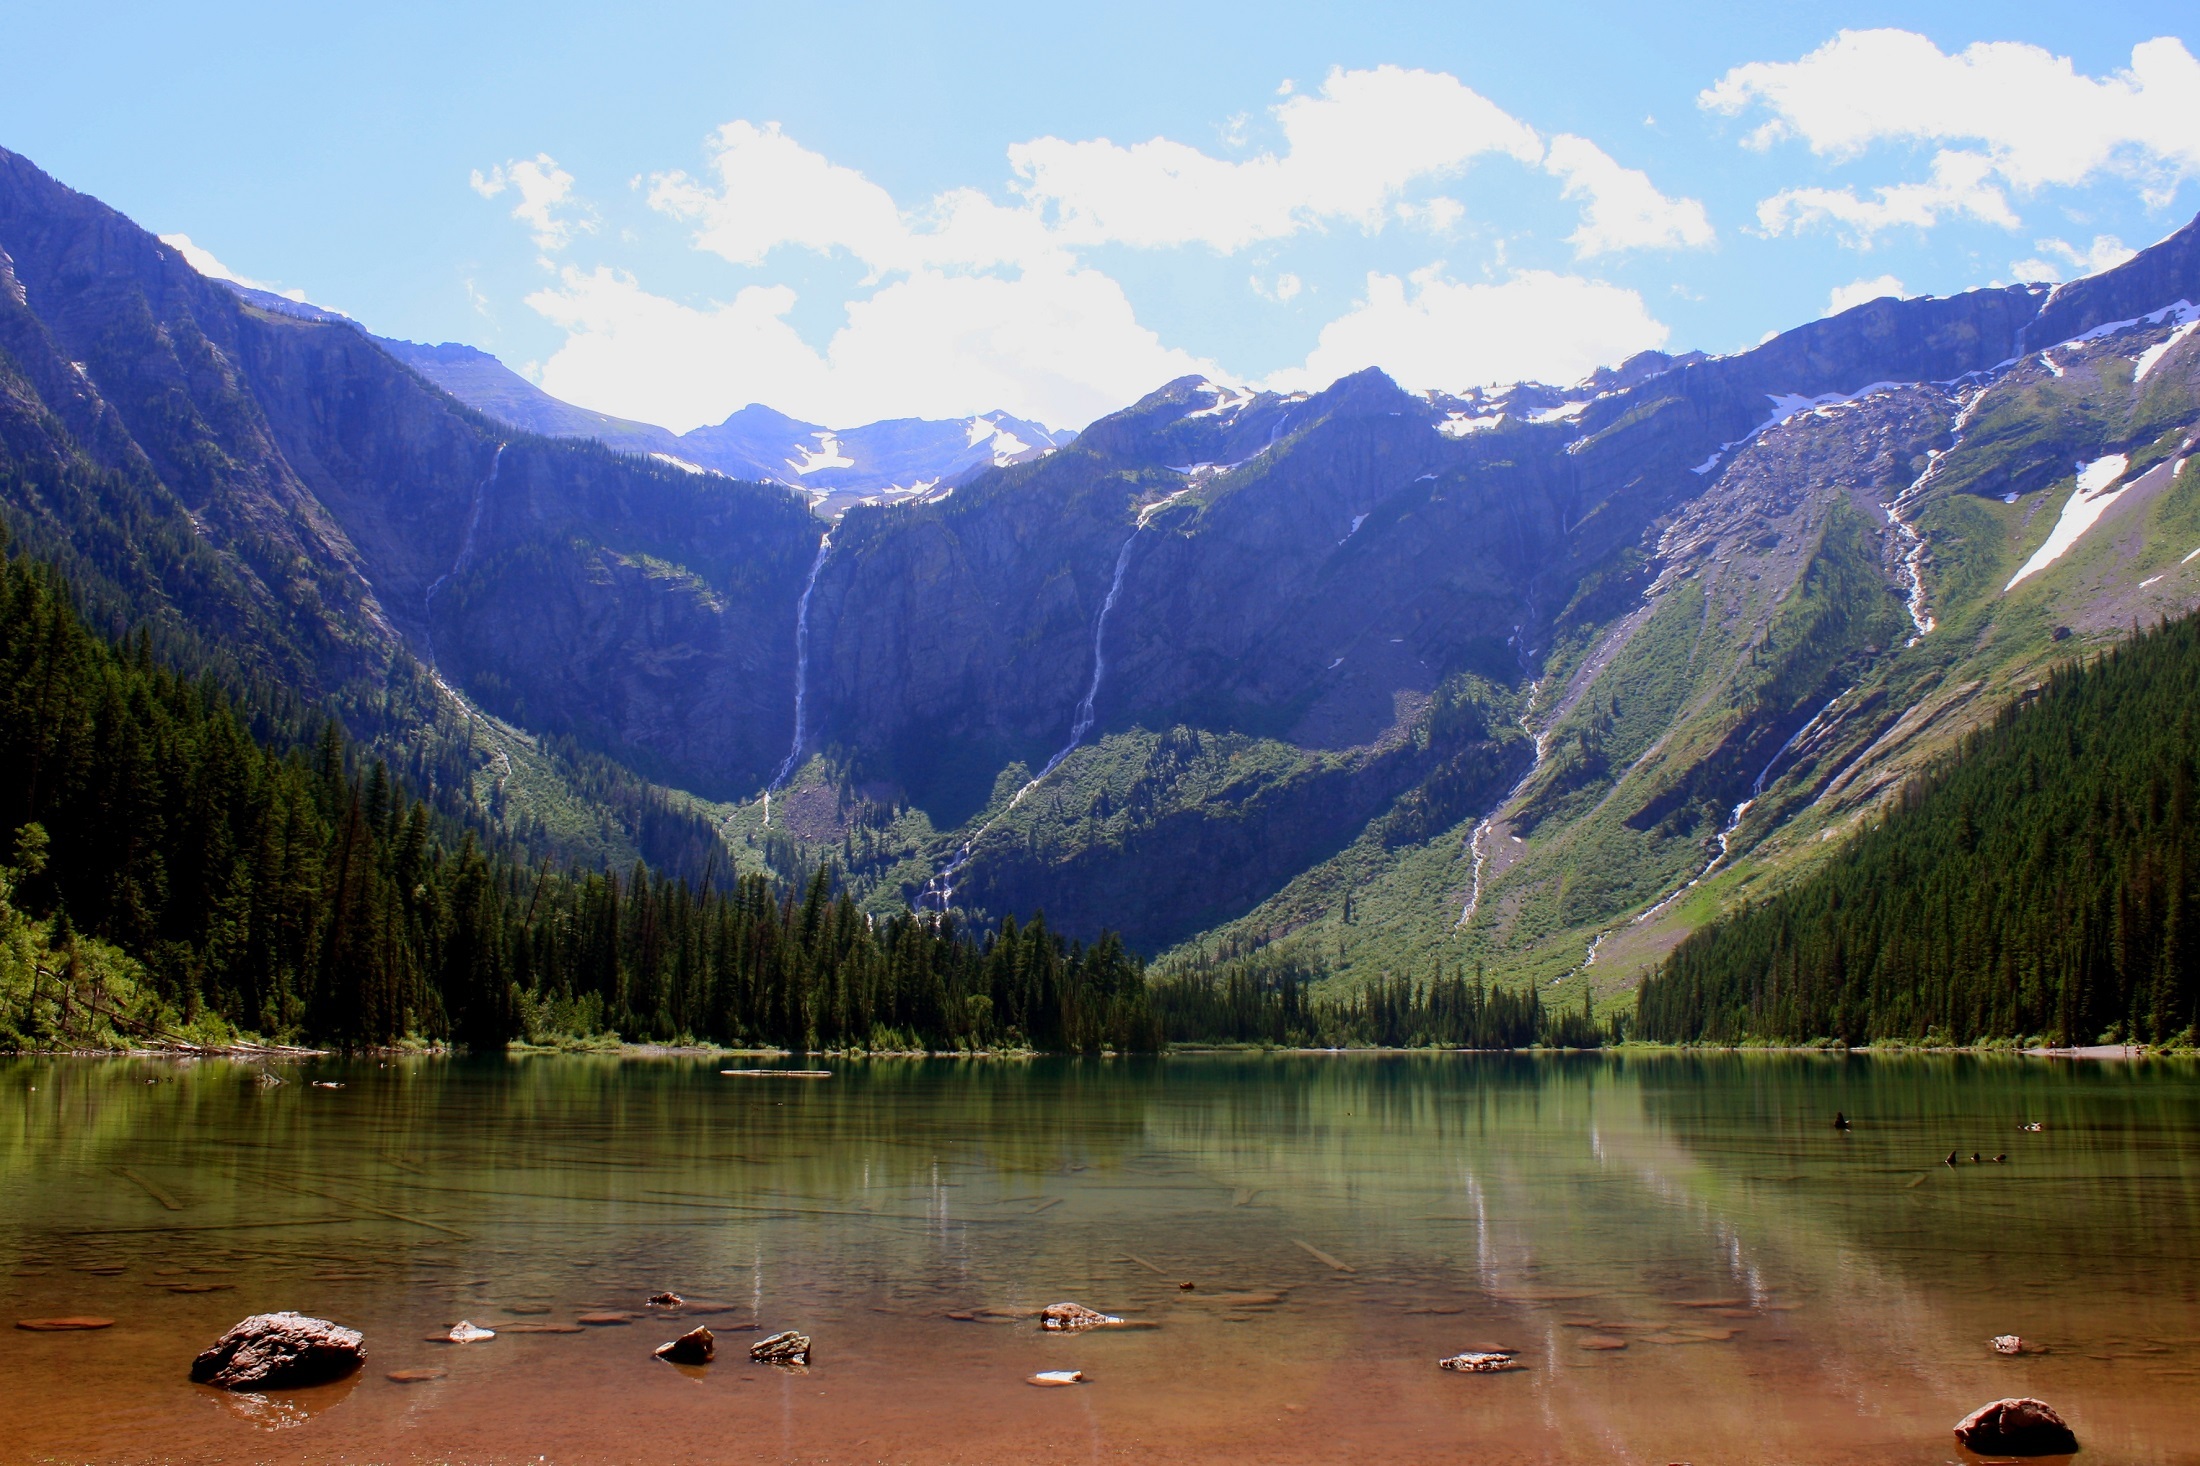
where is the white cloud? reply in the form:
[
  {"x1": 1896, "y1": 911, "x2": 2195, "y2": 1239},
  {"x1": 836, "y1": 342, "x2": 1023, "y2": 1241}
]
[
  {"x1": 1009, "y1": 65, "x2": 1543, "y2": 252},
  {"x1": 1704, "y1": 31, "x2": 2200, "y2": 238},
  {"x1": 471, "y1": 154, "x2": 593, "y2": 252},
  {"x1": 2009, "y1": 234, "x2": 2138, "y2": 283},
  {"x1": 1266, "y1": 267, "x2": 1669, "y2": 394},
  {"x1": 1826, "y1": 275, "x2": 1905, "y2": 314},
  {"x1": 159, "y1": 233, "x2": 306, "y2": 302},
  {"x1": 484, "y1": 69, "x2": 1709, "y2": 426},
  {"x1": 1754, "y1": 148, "x2": 2018, "y2": 243},
  {"x1": 526, "y1": 263, "x2": 1208, "y2": 432},
  {"x1": 1542, "y1": 134, "x2": 1715, "y2": 255}
]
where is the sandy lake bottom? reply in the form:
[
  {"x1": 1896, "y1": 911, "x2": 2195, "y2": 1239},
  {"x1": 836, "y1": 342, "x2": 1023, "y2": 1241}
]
[{"x1": 2, "y1": 1052, "x2": 2196, "y2": 1463}]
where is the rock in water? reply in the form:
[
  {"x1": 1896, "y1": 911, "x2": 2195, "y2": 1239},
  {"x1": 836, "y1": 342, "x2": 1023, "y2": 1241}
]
[
  {"x1": 16, "y1": 1317, "x2": 115, "y2": 1331},
  {"x1": 1041, "y1": 1302, "x2": 1124, "y2": 1332},
  {"x1": 750, "y1": 1330, "x2": 811, "y2": 1365},
  {"x1": 190, "y1": 1312, "x2": 365, "y2": 1389},
  {"x1": 654, "y1": 1326, "x2": 714, "y2": 1364},
  {"x1": 647, "y1": 1291, "x2": 684, "y2": 1307},
  {"x1": 1439, "y1": 1352, "x2": 1521, "y2": 1373},
  {"x1": 1028, "y1": 1370, "x2": 1085, "y2": 1387},
  {"x1": 1954, "y1": 1398, "x2": 2079, "y2": 1456},
  {"x1": 1991, "y1": 1334, "x2": 2028, "y2": 1355},
  {"x1": 445, "y1": 1320, "x2": 495, "y2": 1343}
]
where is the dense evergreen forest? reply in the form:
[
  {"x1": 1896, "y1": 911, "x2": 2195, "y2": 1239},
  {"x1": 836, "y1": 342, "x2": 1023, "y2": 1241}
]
[{"x1": 1637, "y1": 614, "x2": 2200, "y2": 1047}]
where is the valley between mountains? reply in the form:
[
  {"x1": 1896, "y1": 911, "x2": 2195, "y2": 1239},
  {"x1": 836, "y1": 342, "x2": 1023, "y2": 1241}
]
[{"x1": 6, "y1": 139, "x2": 2200, "y2": 1014}]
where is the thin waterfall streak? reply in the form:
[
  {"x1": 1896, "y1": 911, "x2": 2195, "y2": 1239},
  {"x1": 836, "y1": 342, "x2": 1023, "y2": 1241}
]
[
  {"x1": 423, "y1": 442, "x2": 506, "y2": 672},
  {"x1": 1456, "y1": 671, "x2": 1545, "y2": 931},
  {"x1": 919, "y1": 523, "x2": 1144, "y2": 911},
  {"x1": 769, "y1": 529, "x2": 834, "y2": 799},
  {"x1": 1634, "y1": 688, "x2": 1851, "y2": 928}
]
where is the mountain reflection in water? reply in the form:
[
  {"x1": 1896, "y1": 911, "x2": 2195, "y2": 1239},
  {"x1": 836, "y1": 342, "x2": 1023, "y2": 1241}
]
[{"x1": 1, "y1": 1053, "x2": 2195, "y2": 1463}]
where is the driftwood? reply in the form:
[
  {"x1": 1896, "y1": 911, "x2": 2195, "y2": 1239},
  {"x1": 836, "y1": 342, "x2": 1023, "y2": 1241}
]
[{"x1": 1293, "y1": 1239, "x2": 1356, "y2": 1273}]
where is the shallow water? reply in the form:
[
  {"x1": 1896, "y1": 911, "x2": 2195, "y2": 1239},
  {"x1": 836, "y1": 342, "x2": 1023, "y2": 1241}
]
[{"x1": 2, "y1": 1052, "x2": 2196, "y2": 1464}]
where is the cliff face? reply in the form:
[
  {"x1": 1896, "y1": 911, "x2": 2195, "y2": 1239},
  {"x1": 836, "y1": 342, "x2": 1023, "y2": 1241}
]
[{"x1": 0, "y1": 145, "x2": 822, "y2": 798}]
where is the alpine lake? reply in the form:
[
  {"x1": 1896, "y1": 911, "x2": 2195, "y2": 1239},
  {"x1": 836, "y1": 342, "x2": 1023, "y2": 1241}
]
[{"x1": 2, "y1": 1052, "x2": 2196, "y2": 1464}]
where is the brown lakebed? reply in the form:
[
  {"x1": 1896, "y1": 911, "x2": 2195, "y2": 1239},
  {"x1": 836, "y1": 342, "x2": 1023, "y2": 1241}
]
[{"x1": 1, "y1": 1051, "x2": 2197, "y2": 1462}]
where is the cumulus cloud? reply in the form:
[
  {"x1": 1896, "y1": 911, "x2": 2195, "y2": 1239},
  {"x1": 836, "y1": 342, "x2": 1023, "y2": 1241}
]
[
  {"x1": 471, "y1": 154, "x2": 593, "y2": 252},
  {"x1": 1542, "y1": 134, "x2": 1715, "y2": 255},
  {"x1": 1266, "y1": 267, "x2": 1669, "y2": 394},
  {"x1": 1705, "y1": 31, "x2": 2200, "y2": 240},
  {"x1": 159, "y1": 233, "x2": 308, "y2": 302},
  {"x1": 526, "y1": 262, "x2": 1209, "y2": 432},
  {"x1": 480, "y1": 68, "x2": 1706, "y2": 426},
  {"x1": 1826, "y1": 275, "x2": 1906, "y2": 314},
  {"x1": 2009, "y1": 234, "x2": 2138, "y2": 283},
  {"x1": 1755, "y1": 149, "x2": 2019, "y2": 244},
  {"x1": 1010, "y1": 65, "x2": 1543, "y2": 252}
]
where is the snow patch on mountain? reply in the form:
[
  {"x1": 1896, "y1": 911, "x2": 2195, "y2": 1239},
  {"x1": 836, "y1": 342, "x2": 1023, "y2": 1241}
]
[{"x1": 2007, "y1": 454, "x2": 2132, "y2": 590}]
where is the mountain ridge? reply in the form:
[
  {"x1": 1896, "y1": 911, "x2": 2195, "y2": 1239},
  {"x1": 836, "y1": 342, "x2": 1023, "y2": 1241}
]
[
  {"x1": 371, "y1": 334, "x2": 1074, "y2": 517},
  {"x1": 5, "y1": 138, "x2": 2200, "y2": 1010}
]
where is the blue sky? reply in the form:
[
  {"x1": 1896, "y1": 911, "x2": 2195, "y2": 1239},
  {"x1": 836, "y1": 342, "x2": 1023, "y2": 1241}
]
[{"x1": 7, "y1": 2, "x2": 2197, "y2": 430}]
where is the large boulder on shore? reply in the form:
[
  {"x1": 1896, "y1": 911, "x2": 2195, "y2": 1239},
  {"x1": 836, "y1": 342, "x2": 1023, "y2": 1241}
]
[
  {"x1": 1954, "y1": 1397, "x2": 2079, "y2": 1456},
  {"x1": 190, "y1": 1312, "x2": 365, "y2": 1390}
]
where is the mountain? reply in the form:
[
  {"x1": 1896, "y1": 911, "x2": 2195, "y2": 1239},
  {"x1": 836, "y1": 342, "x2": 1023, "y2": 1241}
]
[
  {"x1": 375, "y1": 336, "x2": 1074, "y2": 517},
  {"x1": 0, "y1": 144, "x2": 825, "y2": 868},
  {"x1": 6, "y1": 138, "x2": 2200, "y2": 1017},
  {"x1": 759, "y1": 225, "x2": 2200, "y2": 987}
]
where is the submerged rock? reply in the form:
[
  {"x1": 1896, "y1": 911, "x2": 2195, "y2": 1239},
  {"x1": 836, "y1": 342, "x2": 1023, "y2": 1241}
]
[
  {"x1": 1041, "y1": 1302, "x2": 1124, "y2": 1332},
  {"x1": 1439, "y1": 1352, "x2": 1521, "y2": 1373},
  {"x1": 751, "y1": 1330, "x2": 811, "y2": 1365},
  {"x1": 190, "y1": 1312, "x2": 365, "y2": 1390},
  {"x1": 16, "y1": 1317, "x2": 115, "y2": 1331},
  {"x1": 654, "y1": 1326, "x2": 714, "y2": 1364},
  {"x1": 1954, "y1": 1397, "x2": 2079, "y2": 1456},
  {"x1": 386, "y1": 1367, "x2": 447, "y2": 1383}
]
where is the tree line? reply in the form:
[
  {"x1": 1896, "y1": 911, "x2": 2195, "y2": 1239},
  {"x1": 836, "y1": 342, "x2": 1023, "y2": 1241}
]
[
  {"x1": 1637, "y1": 613, "x2": 2200, "y2": 1047},
  {"x1": 1148, "y1": 946, "x2": 1612, "y2": 1048}
]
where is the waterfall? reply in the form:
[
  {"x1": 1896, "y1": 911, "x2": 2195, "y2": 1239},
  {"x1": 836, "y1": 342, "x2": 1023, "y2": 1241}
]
[
  {"x1": 768, "y1": 529, "x2": 834, "y2": 804},
  {"x1": 422, "y1": 442, "x2": 506, "y2": 671},
  {"x1": 1632, "y1": 688, "x2": 1852, "y2": 928},
  {"x1": 920, "y1": 521, "x2": 1145, "y2": 911},
  {"x1": 1040, "y1": 528, "x2": 1137, "y2": 782},
  {"x1": 1456, "y1": 671, "x2": 1546, "y2": 931}
]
